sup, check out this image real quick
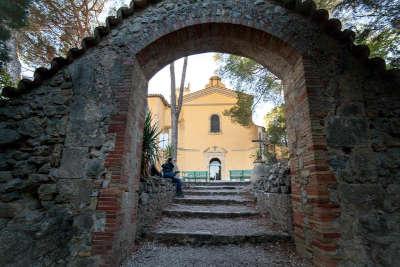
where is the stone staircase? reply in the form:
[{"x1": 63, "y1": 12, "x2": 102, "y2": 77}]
[
  {"x1": 150, "y1": 182, "x2": 290, "y2": 245},
  {"x1": 123, "y1": 182, "x2": 307, "y2": 266}
]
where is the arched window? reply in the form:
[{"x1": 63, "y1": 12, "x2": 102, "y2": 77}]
[{"x1": 210, "y1": 114, "x2": 220, "y2": 133}]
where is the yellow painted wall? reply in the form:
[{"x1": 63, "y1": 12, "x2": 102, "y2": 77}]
[
  {"x1": 148, "y1": 77, "x2": 261, "y2": 180},
  {"x1": 147, "y1": 96, "x2": 171, "y2": 131}
]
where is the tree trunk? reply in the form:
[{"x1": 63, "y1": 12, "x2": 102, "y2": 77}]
[
  {"x1": 6, "y1": 32, "x2": 21, "y2": 83},
  {"x1": 170, "y1": 62, "x2": 178, "y2": 160},
  {"x1": 169, "y1": 57, "x2": 188, "y2": 162}
]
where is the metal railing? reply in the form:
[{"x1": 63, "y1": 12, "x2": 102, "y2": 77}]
[
  {"x1": 181, "y1": 171, "x2": 209, "y2": 182},
  {"x1": 229, "y1": 170, "x2": 252, "y2": 182}
]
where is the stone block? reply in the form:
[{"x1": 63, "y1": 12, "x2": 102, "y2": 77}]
[
  {"x1": 326, "y1": 117, "x2": 368, "y2": 147},
  {"x1": 38, "y1": 184, "x2": 58, "y2": 201},
  {"x1": 0, "y1": 178, "x2": 24, "y2": 193},
  {"x1": 73, "y1": 212, "x2": 94, "y2": 234},
  {"x1": 0, "y1": 171, "x2": 12, "y2": 183},
  {"x1": 0, "y1": 203, "x2": 18, "y2": 218},
  {"x1": 338, "y1": 184, "x2": 385, "y2": 209},
  {"x1": 0, "y1": 230, "x2": 33, "y2": 266},
  {"x1": 18, "y1": 118, "x2": 43, "y2": 137},
  {"x1": 55, "y1": 179, "x2": 92, "y2": 208},
  {"x1": 65, "y1": 120, "x2": 107, "y2": 147},
  {"x1": 384, "y1": 184, "x2": 400, "y2": 212},
  {"x1": 56, "y1": 147, "x2": 88, "y2": 178},
  {"x1": 0, "y1": 128, "x2": 21, "y2": 146},
  {"x1": 0, "y1": 105, "x2": 31, "y2": 120},
  {"x1": 85, "y1": 158, "x2": 105, "y2": 179}
]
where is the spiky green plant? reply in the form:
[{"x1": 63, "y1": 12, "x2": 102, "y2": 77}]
[
  {"x1": 141, "y1": 112, "x2": 161, "y2": 177},
  {"x1": 161, "y1": 143, "x2": 174, "y2": 162}
]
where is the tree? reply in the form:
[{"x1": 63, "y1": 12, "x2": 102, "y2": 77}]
[
  {"x1": 315, "y1": 0, "x2": 400, "y2": 68},
  {"x1": 264, "y1": 105, "x2": 288, "y2": 162},
  {"x1": 0, "y1": 68, "x2": 13, "y2": 88},
  {"x1": 223, "y1": 92, "x2": 253, "y2": 127},
  {"x1": 0, "y1": 0, "x2": 31, "y2": 81},
  {"x1": 215, "y1": 54, "x2": 283, "y2": 126},
  {"x1": 216, "y1": 0, "x2": 398, "y2": 127},
  {"x1": 17, "y1": 0, "x2": 107, "y2": 68},
  {"x1": 169, "y1": 57, "x2": 188, "y2": 161},
  {"x1": 264, "y1": 105, "x2": 287, "y2": 148}
]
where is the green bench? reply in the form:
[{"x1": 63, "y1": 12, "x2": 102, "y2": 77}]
[
  {"x1": 229, "y1": 170, "x2": 252, "y2": 182},
  {"x1": 182, "y1": 171, "x2": 209, "y2": 182}
]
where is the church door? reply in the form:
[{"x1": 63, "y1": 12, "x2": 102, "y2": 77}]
[{"x1": 209, "y1": 158, "x2": 222, "y2": 181}]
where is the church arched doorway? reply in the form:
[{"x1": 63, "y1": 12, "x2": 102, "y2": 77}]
[{"x1": 209, "y1": 158, "x2": 222, "y2": 181}]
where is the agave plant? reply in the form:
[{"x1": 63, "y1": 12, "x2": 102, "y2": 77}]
[
  {"x1": 141, "y1": 112, "x2": 161, "y2": 177},
  {"x1": 161, "y1": 143, "x2": 174, "y2": 162}
]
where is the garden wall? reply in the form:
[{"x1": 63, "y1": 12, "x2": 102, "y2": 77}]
[
  {"x1": 252, "y1": 161, "x2": 293, "y2": 234},
  {"x1": 135, "y1": 177, "x2": 175, "y2": 240}
]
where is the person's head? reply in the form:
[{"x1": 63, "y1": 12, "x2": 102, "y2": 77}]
[{"x1": 167, "y1": 157, "x2": 173, "y2": 163}]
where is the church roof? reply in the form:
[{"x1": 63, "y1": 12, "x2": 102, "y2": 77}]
[
  {"x1": 183, "y1": 76, "x2": 251, "y2": 103},
  {"x1": 148, "y1": 94, "x2": 170, "y2": 107}
]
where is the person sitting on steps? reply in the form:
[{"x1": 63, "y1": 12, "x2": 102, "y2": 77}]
[{"x1": 161, "y1": 157, "x2": 184, "y2": 197}]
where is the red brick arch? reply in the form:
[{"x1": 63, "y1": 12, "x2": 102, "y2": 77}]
[
  {"x1": 136, "y1": 22, "x2": 337, "y2": 266},
  {"x1": 2, "y1": 1, "x2": 399, "y2": 267}
]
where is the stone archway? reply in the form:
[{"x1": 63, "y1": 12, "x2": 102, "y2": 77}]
[
  {"x1": 209, "y1": 158, "x2": 222, "y2": 181},
  {"x1": 204, "y1": 146, "x2": 227, "y2": 180},
  {"x1": 0, "y1": 1, "x2": 399, "y2": 267}
]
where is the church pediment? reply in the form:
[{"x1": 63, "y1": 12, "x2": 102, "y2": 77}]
[
  {"x1": 183, "y1": 76, "x2": 251, "y2": 104},
  {"x1": 203, "y1": 146, "x2": 228, "y2": 154}
]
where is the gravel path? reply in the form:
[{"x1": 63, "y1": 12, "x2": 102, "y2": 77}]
[{"x1": 122, "y1": 242, "x2": 310, "y2": 267}]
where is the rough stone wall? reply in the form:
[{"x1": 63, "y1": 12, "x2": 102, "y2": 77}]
[
  {"x1": 0, "y1": 44, "x2": 148, "y2": 266},
  {"x1": 325, "y1": 68, "x2": 400, "y2": 266},
  {"x1": 136, "y1": 177, "x2": 175, "y2": 240},
  {"x1": 252, "y1": 161, "x2": 293, "y2": 234},
  {"x1": 0, "y1": 70, "x2": 73, "y2": 267}
]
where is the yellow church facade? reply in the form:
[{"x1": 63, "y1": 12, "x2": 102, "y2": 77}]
[{"x1": 148, "y1": 76, "x2": 264, "y2": 181}]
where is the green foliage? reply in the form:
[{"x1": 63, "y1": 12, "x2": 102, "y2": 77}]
[
  {"x1": 161, "y1": 143, "x2": 174, "y2": 162},
  {"x1": 263, "y1": 105, "x2": 288, "y2": 163},
  {"x1": 141, "y1": 112, "x2": 161, "y2": 177},
  {"x1": 314, "y1": 0, "x2": 342, "y2": 10},
  {"x1": 264, "y1": 105, "x2": 287, "y2": 147},
  {"x1": 250, "y1": 148, "x2": 264, "y2": 162},
  {"x1": 263, "y1": 150, "x2": 278, "y2": 164},
  {"x1": 0, "y1": 68, "x2": 13, "y2": 88},
  {"x1": 215, "y1": 54, "x2": 283, "y2": 104},
  {"x1": 0, "y1": 0, "x2": 31, "y2": 66},
  {"x1": 215, "y1": 54, "x2": 283, "y2": 126},
  {"x1": 223, "y1": 92, "x2": 253, "y2": 127},
  {"x1": 315, "y1": 0, "x2": 400, "y2": 68}
]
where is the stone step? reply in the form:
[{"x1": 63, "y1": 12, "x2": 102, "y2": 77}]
[
  {"x1": 123, "y1": 242, "x2": 308, "y2": 267},
  {"x1": 184, "y1": 181, "x2": 250, "y2": 186},
  {"x1": 173, "y1": 195, "x2": 253, "y2": 205},
  {"x1": 186, "y1": 185, "x2": 246, "y2": 190},
  {"x1": 150, "y1": 217, "x2": 289, "y2": 245},
  {"x1": 184, "y1": 189, "x2": 245, "y2": 196},
  {"x1": 163, "y1": 204, "x2": 259, "y2": 218}
]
